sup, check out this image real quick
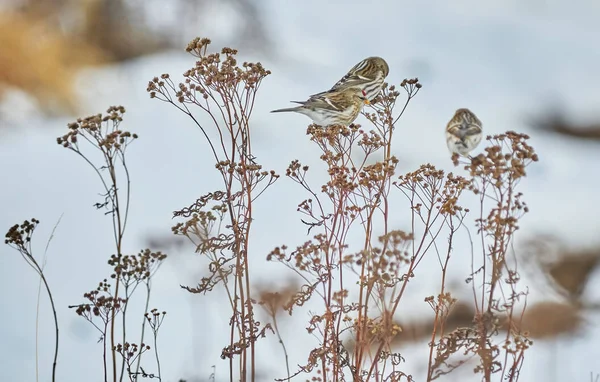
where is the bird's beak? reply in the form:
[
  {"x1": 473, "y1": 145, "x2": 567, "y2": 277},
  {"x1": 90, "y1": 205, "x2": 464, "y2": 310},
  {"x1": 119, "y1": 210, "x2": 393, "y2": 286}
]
[{"x1": 364, "y1": 99, "x2": 370, "y2": 105}]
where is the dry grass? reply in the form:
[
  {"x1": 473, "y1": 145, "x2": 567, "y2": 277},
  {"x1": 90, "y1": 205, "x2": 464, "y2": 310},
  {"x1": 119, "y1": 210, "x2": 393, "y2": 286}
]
[
  {"x1": 0, "y1": 12, "x2": 105, "y2": 114},
  {"x1": 0, "y1": 0, "x2": 270, "y2": 117}
]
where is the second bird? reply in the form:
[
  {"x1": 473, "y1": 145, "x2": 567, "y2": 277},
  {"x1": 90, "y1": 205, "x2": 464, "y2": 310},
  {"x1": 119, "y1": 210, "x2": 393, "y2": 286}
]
[
  {"x1": 445, "y1": 108, "x2": 483, "y2": 156},
  {"x1": 313, "y1": 56, "x2": 390, "y2": 102}
]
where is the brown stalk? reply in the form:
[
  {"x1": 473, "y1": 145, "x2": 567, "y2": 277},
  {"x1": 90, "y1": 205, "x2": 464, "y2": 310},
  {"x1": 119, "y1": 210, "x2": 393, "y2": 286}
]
[{"x1": 148, "y1": 38, "x2": 275, "y2": 382}]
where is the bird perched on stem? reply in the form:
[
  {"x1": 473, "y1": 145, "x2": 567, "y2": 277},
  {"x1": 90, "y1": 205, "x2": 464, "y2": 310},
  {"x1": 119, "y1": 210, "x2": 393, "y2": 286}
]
[
  {"x1": 446, "y1": 108, "x2": 483, "y2": 156},
  {"x1": 271, "y1": 88, "x2": 369, "y2": 126},
  {"x1": 313, "y1": 56, "x2": 390, "y2": 102}
]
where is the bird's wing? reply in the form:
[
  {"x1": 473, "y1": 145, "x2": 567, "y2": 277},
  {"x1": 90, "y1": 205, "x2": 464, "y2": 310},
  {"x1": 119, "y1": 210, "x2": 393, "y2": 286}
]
[
  {"x1": 330, "y1": 58, "x2": 371, "y2": 88},
  {"x1": 309, "y1": 77, "x2": 368, "y2": 99},
  {"x1": 304, "y1": 92, "x2": 345, "y2": 111},
  {"x1": 306, "y1": 60, "x2": 372, "y2": 100},
  {"x1": 332, "y1": 76, "x2": 372, "y2": 90},
  {"x1": 308, "y1": 89, "x2": 331, "y2": 99},
  {"x1": 289, "y1": 95, "x2": 344, "y2": 110}
]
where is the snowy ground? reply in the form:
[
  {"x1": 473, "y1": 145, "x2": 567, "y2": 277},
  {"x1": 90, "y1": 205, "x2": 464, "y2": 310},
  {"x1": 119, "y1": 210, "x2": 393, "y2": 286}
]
[{"x1": 1, "y1": 1, "x2": 600, "y2": 381}]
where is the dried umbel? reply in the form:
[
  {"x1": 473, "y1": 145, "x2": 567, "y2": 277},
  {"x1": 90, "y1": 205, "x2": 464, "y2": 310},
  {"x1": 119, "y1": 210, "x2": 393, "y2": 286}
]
[
  {"x1": 396, "y1": 164, "x2": 471, "y2": 218},
  {"x1": 147, "y1": 37, "x2": 270, "y2": 133},
  {"x1": 463, "y1": 132, "x2": 538, "y2": 255},
  {"x1": 4, "y1": 218, "x2": 39, "y2": 247},
  {"x1": 109, "y1": 250, "x2": 167, "y2": 287},
  {"x1": 56, "y1": 106, "x2": 137, "y2": 152},
  {"x1": 463, "y1": 131, "x2": 538, "y2": 179},
  {"x1": 363, "y1": 79, "x2": 421, "y2": 157},
  {"x1": 71, "y1": 280, "x2": 127, "y2": 324}
]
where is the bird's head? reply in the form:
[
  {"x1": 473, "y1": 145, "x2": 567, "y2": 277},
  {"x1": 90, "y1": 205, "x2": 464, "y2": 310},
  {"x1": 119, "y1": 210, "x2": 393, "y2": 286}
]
[{"x1": 369, "y1": 57, "x2": 390, "y2": 77}]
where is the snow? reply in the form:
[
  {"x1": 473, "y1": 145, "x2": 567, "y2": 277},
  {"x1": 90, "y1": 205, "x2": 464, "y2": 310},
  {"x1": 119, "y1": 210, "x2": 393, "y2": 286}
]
[{"x1": 1, "y1": 1, "x2": 600, "y2": 381}]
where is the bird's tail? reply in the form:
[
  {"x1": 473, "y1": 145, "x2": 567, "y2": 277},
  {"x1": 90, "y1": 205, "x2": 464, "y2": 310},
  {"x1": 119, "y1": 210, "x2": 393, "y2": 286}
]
[{"x1": 271, "y1": 106, "x2": 301, "y2": 113}]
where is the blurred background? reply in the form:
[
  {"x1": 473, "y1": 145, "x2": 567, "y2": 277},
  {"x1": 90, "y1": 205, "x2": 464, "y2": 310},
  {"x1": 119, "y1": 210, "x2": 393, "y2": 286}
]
[{"x1": 1, "y1": 0, "x2": 599, "y2": 381}]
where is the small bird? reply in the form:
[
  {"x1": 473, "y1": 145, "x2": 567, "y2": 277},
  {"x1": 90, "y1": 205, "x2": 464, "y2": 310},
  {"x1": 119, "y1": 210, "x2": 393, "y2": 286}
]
[
  {"x1": 446, "y1": 108, "x2": 483, "y2": 156},
  {"x1": 271, "y1": 88, "x2": 369, "y2": 126},
  {"x1": 313, "y1": 57, "x2": 390, "y2": 102}
]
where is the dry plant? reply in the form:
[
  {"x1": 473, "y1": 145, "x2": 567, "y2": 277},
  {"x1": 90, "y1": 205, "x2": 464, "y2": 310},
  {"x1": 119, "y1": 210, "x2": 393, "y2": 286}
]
[
  {"x1": 4, "y1": 107, "x2": 167, "y2": 382},
  {"x1": 267, "y1": 97, "x2": 539, "y2": 381},
  {"x1": 143, "y1": 37, "x2": 540, "y2": 382},
  {"x1": 57, "y1": 107, "x2": 168, "y2": 382},
  {"x1": 4, "y1": 218, "x2": 59, "y2": 382},
  {"x1": 147, "y1": 37, "x2": 277, "y2": 382},
  {"x1": 429, "y1": 135, "x2": 538, "y2": 382},
  {"x1": 3, "y1": 35, "x2": 542, "y2": 381}
]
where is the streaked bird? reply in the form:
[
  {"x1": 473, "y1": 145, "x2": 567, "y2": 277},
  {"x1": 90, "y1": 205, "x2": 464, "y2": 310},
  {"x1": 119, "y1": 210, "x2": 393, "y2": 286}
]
[
  {"x1": 314, "y1": 57, "x2": 390, "y2": 102},
  {"x1": 446, "y1": 108, "x2": 483, "y2": 156},
  {"x1": 271, "y1": 88, "x2": 369, "y2": 126}
]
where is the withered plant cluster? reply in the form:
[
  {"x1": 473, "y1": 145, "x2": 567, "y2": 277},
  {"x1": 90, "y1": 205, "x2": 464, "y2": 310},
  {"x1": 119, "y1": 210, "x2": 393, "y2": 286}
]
[
  {"x1": 5, "y1": 218, "x2": 59, "y2": 381},
  {"x1": 145, "y1": 38, "x2": 538, "y2": 382},
  {"x1": 268, "y1": 96, "x2": 538, "y2": 381},
  {"x1": 57, "y1": 107, "x2": 168, "y2": 382},
  {"x1": 5, "y1": 107, "x2": 168, "y2": 382},
  {"x1": 4, "y1": 37, "x2": 540, "y2": 382},
  {"x1": 147, "y1": 37, "x2": 278, "y2": 381}
]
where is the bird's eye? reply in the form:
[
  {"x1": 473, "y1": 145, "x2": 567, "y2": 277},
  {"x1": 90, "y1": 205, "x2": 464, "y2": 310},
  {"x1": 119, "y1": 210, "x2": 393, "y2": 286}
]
[{"x1": 361, "y1": 90, "x2": 367, "y2": 97}]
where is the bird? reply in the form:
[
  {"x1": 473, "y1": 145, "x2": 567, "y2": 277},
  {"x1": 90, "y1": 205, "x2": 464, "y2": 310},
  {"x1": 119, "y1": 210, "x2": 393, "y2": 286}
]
[
  {"x1": 271, "y1": 88, "x2": 369, "y2": 126},
  {"x1": 313, "y1": 57, "x2": 390, "y2": 102},
  {"x1": 446, "y1": 108, "x2": 483, "y2": 156}
]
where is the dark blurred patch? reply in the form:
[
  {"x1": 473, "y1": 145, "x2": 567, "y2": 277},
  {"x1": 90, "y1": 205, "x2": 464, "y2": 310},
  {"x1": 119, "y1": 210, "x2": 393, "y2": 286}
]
[
  {"x1": 13, "y1": 0, "x2": 269, "y2": 59},
  {"x1": 386, "y1": 298, "x2": 586, "y2": 348},
  {"x1": 523, "y1": 235, "x2": 600, "y2": 302},
  {"x1": 548, "y1": 251, "x2": 600, "y2": 300},
  {"x1": 1, "y1": 0, "x2": 269, "y2": 117},
  {"x1": 176, "y1": 0, "x2": 272, "y2": 55},
  {"x1": 509, "y1": 301, "x2": 584, "y2": 339},
  {"x1": 0, "y1": 12, "x2": 105, "y2": 114},
  {"x1": 530, "y1": 109, "x2": 600, "y2": 141},
  {"x1": 393, "y1": 302, "x2": 475, "y2": 345},
  {"x1": 145, "y1": 232, "x2": 191, "y2": 253},
  {"x1": 80, "y1": 0, "x2": 170, "y2": 62},
  {"x1": 256, "y1": 279, "x2": 300, "y2": 318}
]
